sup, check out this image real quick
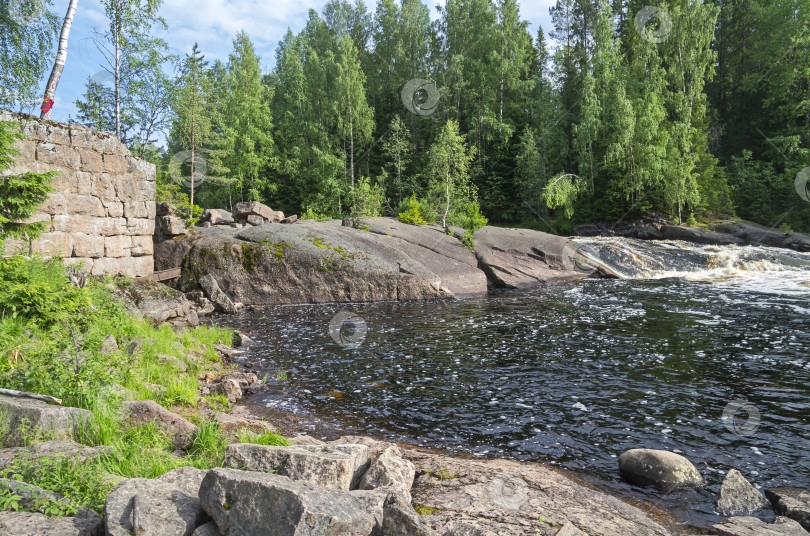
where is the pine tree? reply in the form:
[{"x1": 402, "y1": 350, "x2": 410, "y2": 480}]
[
  {"x1": 0, "y1": 121, "x2": 56, "y2": 253},
  {"x1": 220, "y1": 32, "x2": 276, "y2": 203}
]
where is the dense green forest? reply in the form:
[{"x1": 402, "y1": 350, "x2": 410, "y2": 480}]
[{"x1": 2, "y1": 0, "x2": 809, "y2": 233}]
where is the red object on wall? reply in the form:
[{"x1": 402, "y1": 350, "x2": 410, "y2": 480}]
[{"x1": 40, "y1": 97, "x2": 54, "y2": 114}]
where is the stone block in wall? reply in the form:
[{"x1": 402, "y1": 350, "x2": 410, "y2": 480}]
[
  {"x1": 91, "y1": 173, "x2": 116, "y2": 200},
  {"x1": 102, "y1": 154, "x2": 128, "y2": 175},
  {"x1": 78, "y1": 148, "x2": 103, "y2": 170},
  {"x1": 49, "y1": 170, "x2": 78, "y2": 195},
  {"x1": 69, "y1": 126, "x2": 96, "y2": 149},
  {"x1": 72, "y1": 233, "x2": 105, "y2": 258},
  {"x1": 126, "y1": 157, "x2": 156, "y2": 181},
  {"x1": 146, "y1": 201, "x2": 156, "y2": 220},
  {"x1": 99, "y1": 134, "x2": 128, "y2": 156},
  {"x1": 38, "y1": 192, "x2": 67, "y2": 215},
  {"x1": 101, "y1": 199, "x2": 124, "y2": 218},
  {"x1": 123, "y1": 201, "x2": 149, "y2": 219},
  {"x1": 115, "y1": 177, "x2": 138, "y2": 202},
  {"x1": 103, "y1": 218, "x2": 128, "y2": 236},
  {"x1": 130, "y1": 235, "x2": 153, "y2": 257},
  {"x1": 36, "y1": 142, "x2": 80, "y2": 170},
  {"x1": 31, "y1": 232, "x2": 72, "y2": 257},
  {"x1": 64, "y1": 194, "x2": 105, "y2": 217},
  {"x1": 127, "y1": 217, "x2": 155, "y2": 236},
  {"x1": 105, "y1": 235, "x2": 132, "y2": 258},
  {"x1": 131, "y1": 256, "x2": 154, "y2": 278},
  {"x1": 137, "y1": 180, "x2": 154, "y2": 202},
  {"x1": 53, "y1": 215, "x2": 105, "y2": 235},
  {"x1": 89, "y1": 257, "x2": 119, "y2": 276},
  {"x1": 23, "y1": 212, "x2": 52, "y2": 226}
]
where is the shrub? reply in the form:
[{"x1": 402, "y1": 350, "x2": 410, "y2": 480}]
[
  {"x1": 397, "y1": 194, "x2": 428, "y2": 225},
  {"x1": 350, "y1": 176, "x2": 385, "y2": 220},
  {"x1": 0, "y1": 121, "x2": 56, "y2": 252}
]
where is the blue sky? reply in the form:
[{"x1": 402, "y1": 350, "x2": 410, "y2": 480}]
[{"x1": 24, "y1": 0, "x2": 555, "y2": 128}]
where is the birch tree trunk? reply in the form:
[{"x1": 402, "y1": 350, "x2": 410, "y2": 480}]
[{"x1": 40, "y1": 0, "x2": 79, "y2": 120}]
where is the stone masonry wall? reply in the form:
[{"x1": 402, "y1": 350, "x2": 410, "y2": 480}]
[{"x1": 0, "y1": 111, "x2": 155, "y2": 278}]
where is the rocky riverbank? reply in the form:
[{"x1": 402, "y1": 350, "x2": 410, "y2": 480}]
[
  {"x1": 573, "y1": 218, "x2": 810, "y2": 252},
  {"x1": 153, "y1": 211, "x2": 612, "y2": 311},
  {"x1": 1, "y1": 323, "x2": 809, "y2": 536}
]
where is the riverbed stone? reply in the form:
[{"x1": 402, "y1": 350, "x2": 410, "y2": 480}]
[
  {"x1": 120, "y1": 400, "x2": 198, "y2": 450},
  {"x1": 0, "y1": 511, "x2": 103, "y2": 536},
  {"x1": 210, "y1": 378, "x2": 242, "y2": 403},
  {"x1": 217, "y1": 372, "x2": 258, "y2": 390},
  {"x1": 358, "y1": 446, "x2": 416, "y2": 501},
  {"x1": 223, "y1": 443, "x2": 371, "y2": 491},
  {"x1": 0, "y1": 395, "x2": 91, "y2": 447},
  {"x1": 104, "y1": 477, "x2": 208, "y2": 536},
  {"x1": 556, "y1": 523, "x2": 588, "y2": 536},
  {"x1": 117, "y1": 278, "x2": 197, "y2": 327},
  {"x1": 198, "y1": 468, "x2": 377, "y2": 536},
  {"x1": 618, "y1": 448, "x2": 704, "y2": 491},
  {"x1": 192, "y1": 521, "x2": 221, "y2": 536},
  {"x1": 712, "y1": 516, "x2": 810, "y2": 536},
  {"x1": 766, "y1": 488, "x2": 810, "y2": 531},
  {"x1": 660, "y1": 225, "x2": 745, "y2": 246},
  {"x1": 404, "y1": 447, "x2": 672, "y2": 536},
  {"x1": 156, "y1": 466, "x2": 209, "y2": 497},
  {"x1": 199, "y1": 274, "x2": 237, "y2": 314},
  {"x1": 716, "y1": 469, "x2": 768, "y2": 516},
  {"x1": 472, "y1": 226, "x2": 603, "y2": 288},
  {"x1": 0, "y1": 440, "x2": 112, "y2": 469}
]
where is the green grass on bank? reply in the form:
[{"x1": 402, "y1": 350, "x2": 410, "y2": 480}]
[{"x1": 0, "y1": 255, "x2": 288, "y2": 515}]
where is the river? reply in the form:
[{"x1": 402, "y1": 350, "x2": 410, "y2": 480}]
[{"x1": 215, "y1": 238, "x2": 810, "y2": 529}]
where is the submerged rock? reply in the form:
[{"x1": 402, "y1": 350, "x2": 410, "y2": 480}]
[
  {"x1": 618, "y1": 448, "x2": 704, "y2": 491},
  {"x1": 716, "y1": 469, "x2": 768, "y2": 516}
]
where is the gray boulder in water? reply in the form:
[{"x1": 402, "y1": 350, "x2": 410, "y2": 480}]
[
  {"x1": 618, "y1": 449, "x2": 704, "y2": 491},
  {"x1": 716, "y1": 469, "x2": 768, "y2": 516}
]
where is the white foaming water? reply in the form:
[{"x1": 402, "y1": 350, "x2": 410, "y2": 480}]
[{"x1": 573, "y1": 237, "x2": 810, "y2": 296}]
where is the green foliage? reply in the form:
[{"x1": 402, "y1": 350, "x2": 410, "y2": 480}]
[
  {"x1": 0, "y1": 122, "x2": 56, "y2": 250},
  {"x1": 156, "y1": 177, "x2": 202, "y2": 223},
  {"x1": 350, "y1": 176, "x2": 384, "y2": 220},
  {"x1": 0, "y1": 454, "x2": 114, "y2": 514},
  {"x1": 234, "y1": 429, "x2": 290, "y2": 447},
  {"x1": 0, "y1": 487, "x2": 22, "y2": 512},
  {"x1": 542, "y1": 173, "x2": 585, "y2": 219},
  {"x1": 0, "y1": 0, "x2": 59, "y2": 113},
  {"x1": 300, "y1": 208, "x2": 332, "y2": 221},
  {"x1": 0, "y1": 257, "x2": 90, "y2": 324},
  {"x1": 397, "y1": 194, "x2": 428, "y2": 226}
]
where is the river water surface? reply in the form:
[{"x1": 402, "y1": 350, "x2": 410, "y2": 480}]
[{"x1": 216, "y1": 238, "x2": 810, "y2": 529}]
